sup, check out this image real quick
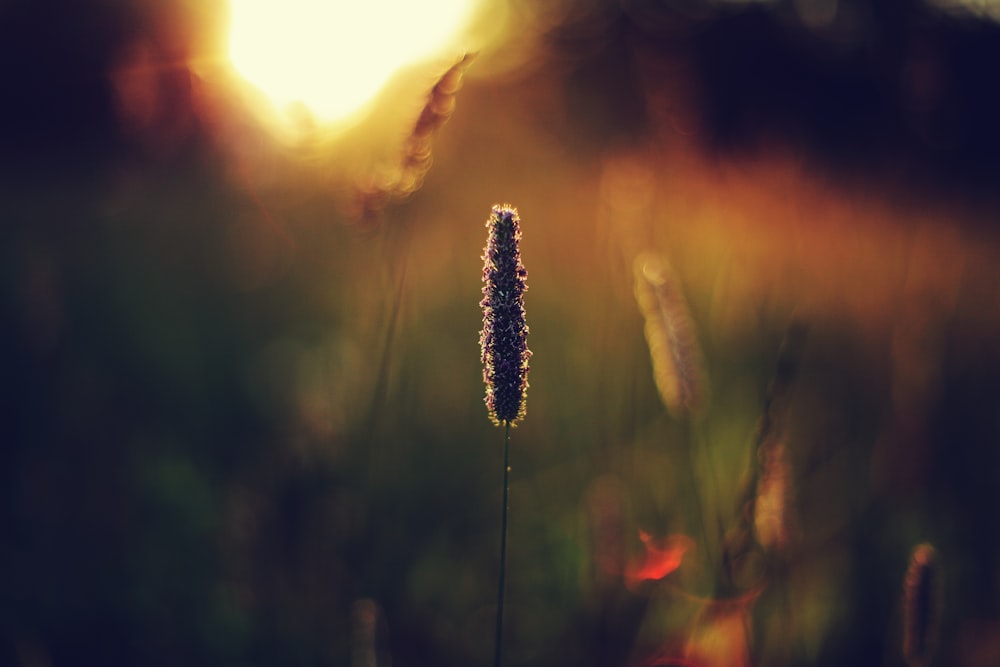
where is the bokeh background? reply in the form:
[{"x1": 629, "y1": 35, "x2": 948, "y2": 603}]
[{"x1": 3, "y1": 1, "x2": 1000, "y2": 666}]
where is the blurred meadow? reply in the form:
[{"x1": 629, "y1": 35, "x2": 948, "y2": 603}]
[{"x1": 3, "y1": 1, "x2": 1000, "y2": 666}]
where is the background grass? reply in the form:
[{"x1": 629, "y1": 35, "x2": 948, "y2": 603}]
[{"x1": 4, "y1": 1, "x2": 1000, "y2": 666}]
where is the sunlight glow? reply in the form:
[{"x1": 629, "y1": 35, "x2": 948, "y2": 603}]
[{"x1": 228, "y1": 0, "x2": 480, "y2": 126}]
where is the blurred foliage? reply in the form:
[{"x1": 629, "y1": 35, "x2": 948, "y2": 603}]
[{"x1": 4, "y1": 1, "x2": 1000, "y2": 667}]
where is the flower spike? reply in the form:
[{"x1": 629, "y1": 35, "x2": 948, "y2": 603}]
[{"x1": 480, "y1": 205, "x2": 531, "y2": 426}]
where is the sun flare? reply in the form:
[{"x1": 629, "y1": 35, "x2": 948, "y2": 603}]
[{"x1": 228, "y1": 0, "x2": 481, "y2": 126}]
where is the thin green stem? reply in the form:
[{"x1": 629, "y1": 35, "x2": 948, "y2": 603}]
[
  {"x1": 694, "y1": 423, "x2": 730, "y2": 589},
  {"x1": 679, "y1": 420, "x2": 720, "y2": 593},
  {"x1": 494, "y1": 421, "x2": 511, "y2": 667}
]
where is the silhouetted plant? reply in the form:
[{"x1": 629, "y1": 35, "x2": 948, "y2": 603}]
[{"x1": 480, "y1": 204, "x2": 531, "y2": 667}]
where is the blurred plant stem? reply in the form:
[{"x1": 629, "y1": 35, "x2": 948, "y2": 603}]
[{"x1": 680, "y1": 420, "x2": 716, "y2": 588}]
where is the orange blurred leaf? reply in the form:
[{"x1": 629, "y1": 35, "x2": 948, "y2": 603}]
[{"x1": 626, "y1": 531, "x2": 694, "y2": 588}]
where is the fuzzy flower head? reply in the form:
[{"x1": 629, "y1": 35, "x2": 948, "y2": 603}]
[
  {"x1": 753, "y1": 436, "x2": 796, "y2": 556},
  {"x1": 633, "y1": 252, "x2": 709, "y2": 419},
  {"x1": 480, "y1": 205, "x2": 531, "y2": 426}
]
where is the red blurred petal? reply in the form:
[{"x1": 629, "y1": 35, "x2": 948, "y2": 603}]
[{"x1": 626, "y1": 532, "x2": 694, "y2": 587}]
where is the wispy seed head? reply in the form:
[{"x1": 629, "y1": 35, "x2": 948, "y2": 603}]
[
  {"x1": 633, "y1": 252, "x2": 708, "y2": 419},
  {"x1": 753, "y1": 436, "x2": 794, "y2": 556},
  {"x1": 480, "y1": 205, "x2": 531, "y2": 426},
  {"x1": 903, "y1": 542, "x2": 940, "y2": 667}
]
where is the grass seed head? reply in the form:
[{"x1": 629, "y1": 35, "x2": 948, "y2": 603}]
[
  {"x1": 633, "y1": 252, "x2": 709, "y2": 419},
  {"x1": 753, "y1": 436, "x2": 794, "y2": 556},
  {"x1": 480, "y1": 205, "x2": 531, "y2": 426}
]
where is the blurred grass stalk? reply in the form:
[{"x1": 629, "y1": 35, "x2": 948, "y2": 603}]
[
  {"x1": 632, "y1": 253, "x2": 823, "y2": 664},
  {"x1": 903, "y1": 543, "x2": 940, "y2": 667},
  {"x1": 632, "y1": 252, "x2": 718, "y2": 581},
  {"x1": 352, "y1": 599, "x2": 379, "y2": 667}
]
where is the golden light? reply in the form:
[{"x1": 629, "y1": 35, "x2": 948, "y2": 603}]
[{"x1": 227, "y1": 0, "x2": 483, "y2": 128}]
